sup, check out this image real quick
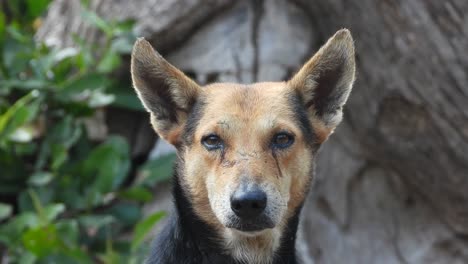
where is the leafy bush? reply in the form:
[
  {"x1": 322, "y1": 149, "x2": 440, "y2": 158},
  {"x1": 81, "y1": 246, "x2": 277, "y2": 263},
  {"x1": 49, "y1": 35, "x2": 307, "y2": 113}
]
[{"x1": 0, "y1": 1, "x2": 172, "y2": 263}]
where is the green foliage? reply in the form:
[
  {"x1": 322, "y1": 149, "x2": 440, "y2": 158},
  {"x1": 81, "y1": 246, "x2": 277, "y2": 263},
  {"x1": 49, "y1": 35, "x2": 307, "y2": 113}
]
[
  {"x1": 0, "y1": 1, "x2": 169, "y2": 263},
  {"x1": 136, "y1": 154, "x2": 177, "y2": 187},
  {"x1": 131, "y1": 211, "x2": 166, "y2": 252}
]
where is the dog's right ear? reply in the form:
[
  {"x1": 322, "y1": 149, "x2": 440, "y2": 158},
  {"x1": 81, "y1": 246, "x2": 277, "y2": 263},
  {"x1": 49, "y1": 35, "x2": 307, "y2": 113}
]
[
  {"x1": 131, "y1": 38, "x2": 201, "y2": 145},
  {"x1": 289, "y1": 29, "x2": 355, "y2": 143}
]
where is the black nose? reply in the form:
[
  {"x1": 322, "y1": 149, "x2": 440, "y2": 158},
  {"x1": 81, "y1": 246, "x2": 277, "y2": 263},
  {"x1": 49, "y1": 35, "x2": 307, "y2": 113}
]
[{"x1": 230, "y1": 189, "x2": 267, "y2": 219}]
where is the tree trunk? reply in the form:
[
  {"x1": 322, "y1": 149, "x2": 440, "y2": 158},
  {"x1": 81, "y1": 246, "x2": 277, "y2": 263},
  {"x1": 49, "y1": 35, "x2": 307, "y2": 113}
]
[
  {"x1": 295, "y1": 1, "x2": 468, "y2": 262},
  {"x1": 39, "y1": 0, "x2": 468, "y2": 263}
]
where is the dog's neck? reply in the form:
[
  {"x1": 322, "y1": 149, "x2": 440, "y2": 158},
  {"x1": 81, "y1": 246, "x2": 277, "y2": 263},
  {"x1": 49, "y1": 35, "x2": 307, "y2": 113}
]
[{"x1": 150, "y1": 169, "x2": 301, "y2": 264}]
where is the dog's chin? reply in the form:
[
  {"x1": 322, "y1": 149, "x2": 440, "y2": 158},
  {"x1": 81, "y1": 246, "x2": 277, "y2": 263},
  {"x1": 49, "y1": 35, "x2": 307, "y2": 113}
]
[
  {"x1": 224, "y1": 216, "x2": 275, "y2": 235},
  {"x1": 229, "y1": 228, "x2": 272, "y2": 237}
]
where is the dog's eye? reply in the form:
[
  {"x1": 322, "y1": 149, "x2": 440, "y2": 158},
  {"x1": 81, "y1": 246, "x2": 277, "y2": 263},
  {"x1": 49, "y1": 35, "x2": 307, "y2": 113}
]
[
  {"x1": 202, "y1": 134, "x2": 223, "y2": 150},
  {"x1": 271, "y1": 133, "x2": 294, "y2": 149}
]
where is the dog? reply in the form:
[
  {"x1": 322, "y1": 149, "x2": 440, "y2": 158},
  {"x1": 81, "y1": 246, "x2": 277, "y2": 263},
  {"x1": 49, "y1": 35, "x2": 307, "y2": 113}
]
[{"x1": 131, "y1": 29, "x2": 356, "y2": 264}]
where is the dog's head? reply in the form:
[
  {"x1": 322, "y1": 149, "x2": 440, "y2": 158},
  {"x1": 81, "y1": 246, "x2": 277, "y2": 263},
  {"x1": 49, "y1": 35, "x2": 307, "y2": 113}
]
[{"x1": 131, "y1": 29, "x2": 355, "y2": 257}]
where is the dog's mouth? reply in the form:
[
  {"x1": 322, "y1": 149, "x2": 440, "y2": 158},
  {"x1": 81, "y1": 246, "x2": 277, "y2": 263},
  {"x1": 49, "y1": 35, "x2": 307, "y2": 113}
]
[{"x1": 225, "y1": 215, "x2": 275, "y2": 233}]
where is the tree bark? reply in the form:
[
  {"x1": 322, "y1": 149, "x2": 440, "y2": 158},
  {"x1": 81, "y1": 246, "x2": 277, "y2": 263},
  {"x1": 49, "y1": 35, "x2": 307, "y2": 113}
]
[
  {"x1": 39, "y1": 0, "x2": 468, "y2": 263},
  {"x1": 294, "y1": 1, "x2": 468, "y2": 262}
]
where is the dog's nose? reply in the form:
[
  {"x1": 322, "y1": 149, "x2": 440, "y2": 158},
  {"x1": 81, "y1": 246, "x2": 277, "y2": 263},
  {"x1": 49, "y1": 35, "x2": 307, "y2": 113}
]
[{"x1": 230, "y1": 189, "x2": 267, "y2": 219}]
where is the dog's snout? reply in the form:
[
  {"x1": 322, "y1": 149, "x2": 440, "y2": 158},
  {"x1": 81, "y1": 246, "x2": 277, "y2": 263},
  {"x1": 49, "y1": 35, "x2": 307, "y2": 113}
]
[{"x1": 230, "y1": 188, "x2": 267, "y2": 219}]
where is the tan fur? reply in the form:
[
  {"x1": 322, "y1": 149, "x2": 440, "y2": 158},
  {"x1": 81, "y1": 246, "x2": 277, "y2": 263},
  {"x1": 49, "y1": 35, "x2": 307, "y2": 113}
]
[
  {"x1": 131, "y1": 29, "x2": 356, "y2": 264},
  {"x1": 180, "y1": 83, "x2": 313, "y2": 263}
]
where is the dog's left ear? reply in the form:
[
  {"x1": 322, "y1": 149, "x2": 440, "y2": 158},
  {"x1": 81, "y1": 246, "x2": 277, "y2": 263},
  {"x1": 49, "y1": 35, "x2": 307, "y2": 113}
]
[
  {"x1": 289, "y1": 29, "x2": 356, "y2": 143},
  {"x1": 131, "y1": 38, "x2": 201, "y2": 145}
]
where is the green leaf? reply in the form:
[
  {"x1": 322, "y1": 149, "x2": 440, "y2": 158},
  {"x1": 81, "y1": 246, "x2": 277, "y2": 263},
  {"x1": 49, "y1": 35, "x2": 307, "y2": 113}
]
[
  {"x1": 22, "y1": 225, "x2": 59, "y2": 257},
  {"x1": 49, "y1": 115, "x2": 81, "y2": 147},
  {"x1": 51, "y1": 143, "x2": 68, "y2": 170},
  {"x1": 0, "y1": 212, "x2": 39, "y2": 246},
  {"x1": 137, "y1": 154, "x2": 176, "y2": 186},
  {"x1": 9, "y1": 125, "x2": 36, "y2": 142},
  {"x1": 112, "y1": 19, "x2": 136, "y2": 37},
  {"x1": 29, "y1": 189, "x2": 44, "y2": 214},
  {"x1": 131, "y1": 211, "x2": 166, "y2": 251},
  {"x1": 59, "y1": 73, "x2": 109, "y2": 95},
  {"x1": 88, "y1": 90, "x2": 115, "y2": 108},
  {"x1": 99, "y1": 243, "x2": 121, "y2": 264},
  {"x1": 0, "y1": 11, "x2": 5, "y2": 43},
  {"x1": 0, "y1": 91, "x2": 40, "y2": 143},
  {"x1": 55, "y1": 220, "x2": 79, "y2": 248},
  {"x1": 80, "y1": 9, "x2": 113, "y2": 36},
  {"x1": 43, "y1": 204, "x2": 65, "y2": 222},
  {"x1": 17, "y1": 251, "x2": 37, "y2": 264},
  {"x1": 1, "y1": 79, "x2": 50, "y2": 90},
  {"x1": 97, "y1": 49, "x2": 121, "y2": 73},
  {"x1": 83, "y1": 136, "x2": 130, "y2": 196},
  {"x1": 111, "y1": 36, "x2": 134, "y2": 54},
  {"x1": 72, "y1": 34, "x2": 95, "y2": 71},
  {"x1": 3, "y1": 25, "x2": 35, "y2": 71},
  {"x1": 52, "y1": 47, "x2": 79, "y2": 63},
  {"x1": 28, "y1": 171, "x2": 54, "y2": 186},
  {"x1": 118, "y1": 187, "x2": 153, "y2": 202},
  {"x1": 14, "y1": 141, "x2": 38, "y2": 155},
  {"x1": 78, "y1": 215, "x2": 115, "y2": 230},
  {"x1": 109, "y1": 87, "x2": 144, "y2": 111},
  {"x1": 6, "y1": 25, "x2": 30, "y2": 43},
  {"x1": 26, "y1": 0, "x2": 51, "y2": 18},
  {"x1": 107, "y1": 202, "x2": 141, "y2": 226},
  {"x1": 0, "y1": 203, "x2": 12, "y2": 221},
  {"x1": 28, "y1": 189, "x2": 56, "y2": 225},
  {"x1": 57, "y1": 74, "x2": 114, "y2": 107},
  {"x1": 8, "y1": 212, "x2": 40, "y2": 230}
]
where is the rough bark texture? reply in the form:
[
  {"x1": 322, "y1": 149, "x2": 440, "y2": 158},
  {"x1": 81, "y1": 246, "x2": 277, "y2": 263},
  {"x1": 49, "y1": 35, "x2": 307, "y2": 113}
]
[
  {"x1": 39, "y1": 0, "x2": 468, "y2": 263},
  {"x1": 37, "y1": 0, "x2": 234, "y2": 52}
]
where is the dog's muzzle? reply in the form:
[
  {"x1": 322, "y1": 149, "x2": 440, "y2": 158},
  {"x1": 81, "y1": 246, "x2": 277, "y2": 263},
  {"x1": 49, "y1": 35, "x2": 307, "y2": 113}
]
[{"x1": 227, "y1": 186, "x2": 275, "y2": 232}]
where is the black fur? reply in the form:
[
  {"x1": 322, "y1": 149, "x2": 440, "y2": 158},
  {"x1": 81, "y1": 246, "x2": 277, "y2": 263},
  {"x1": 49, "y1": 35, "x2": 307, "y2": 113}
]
[
  {"x1": 288, "y1": 92, "x2": 320, "y2": 150},
  {"x1": 311, "y1": 62, "x2": 346, "y2": 119},
  {"x1": 181, "y1": 99, "x2": 206, "y2": 147},
  {"x1": 145, "y1": 159, "x2": 302, "y2": 264}
]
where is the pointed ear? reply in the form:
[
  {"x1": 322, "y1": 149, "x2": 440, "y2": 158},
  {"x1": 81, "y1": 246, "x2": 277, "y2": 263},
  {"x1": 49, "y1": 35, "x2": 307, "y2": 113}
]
[
  {"x1": 131, "y1": 38, "x2": 201, "y2": 145},
  {"x1": 289, "y1": 29, "x2": 356, "y2": 143}
]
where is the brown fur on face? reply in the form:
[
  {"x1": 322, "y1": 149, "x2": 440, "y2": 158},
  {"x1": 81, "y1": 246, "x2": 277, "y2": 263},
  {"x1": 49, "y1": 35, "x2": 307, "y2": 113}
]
[
  {"x1": 131, "y1": 29, "x2": 355, "y2": 263},
  {"x1": 182, "y1": 82, "x2": 314, "y2": 227},
  {"x1": 175, "y1": 82, "x2": 316, "y2": 263}
]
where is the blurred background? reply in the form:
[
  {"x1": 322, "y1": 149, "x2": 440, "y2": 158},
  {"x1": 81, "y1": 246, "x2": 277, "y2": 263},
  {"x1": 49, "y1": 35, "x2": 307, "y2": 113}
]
[{"x1": 0, "y1": 0, "x2": 467, "y2": 263}]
